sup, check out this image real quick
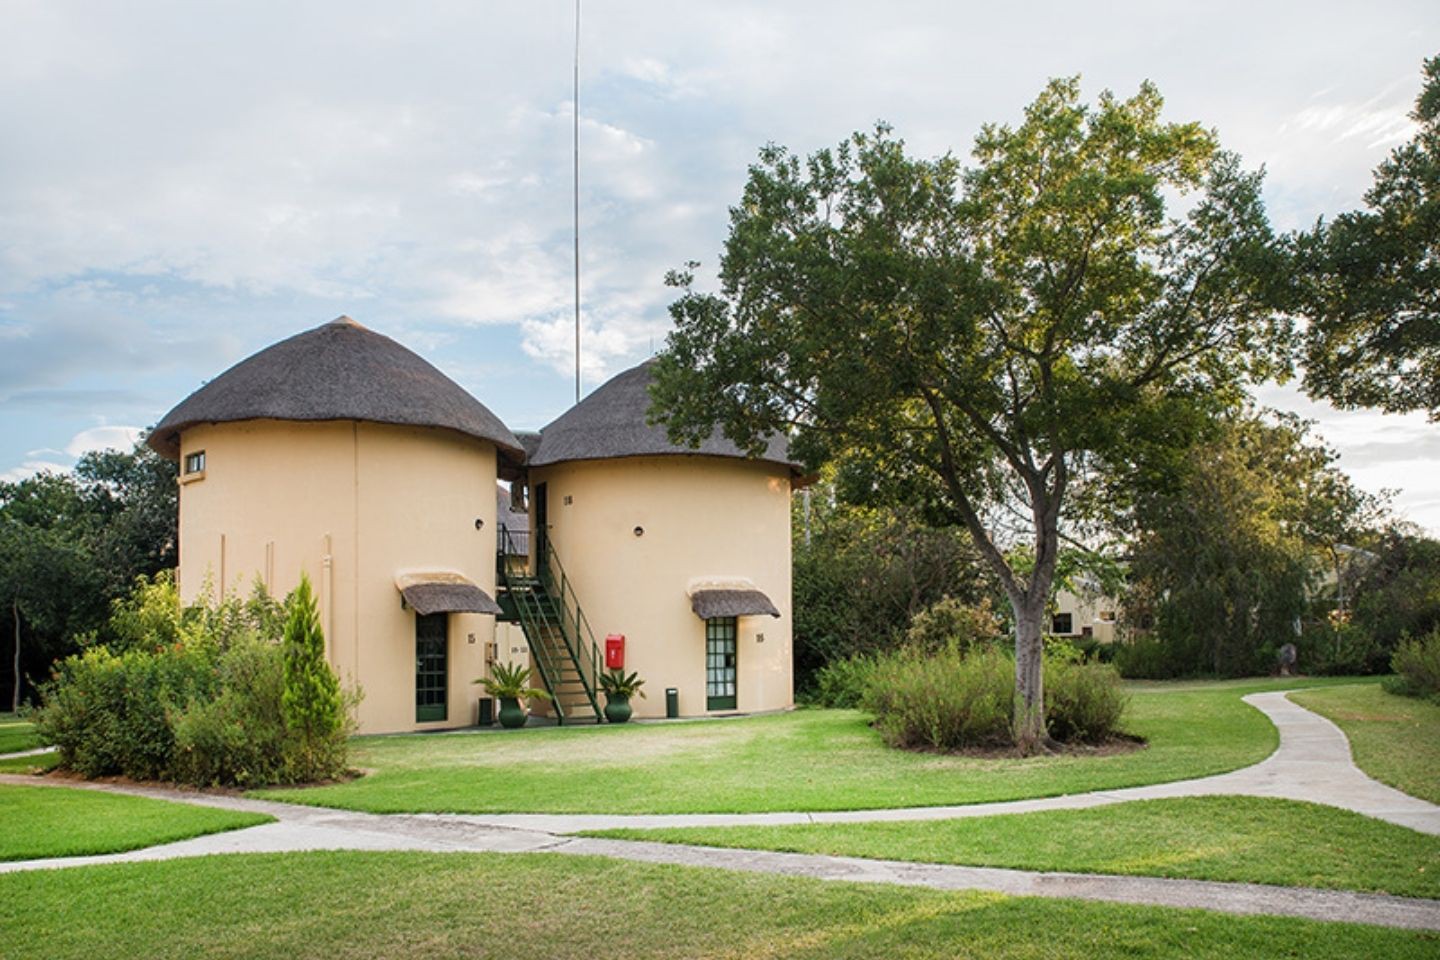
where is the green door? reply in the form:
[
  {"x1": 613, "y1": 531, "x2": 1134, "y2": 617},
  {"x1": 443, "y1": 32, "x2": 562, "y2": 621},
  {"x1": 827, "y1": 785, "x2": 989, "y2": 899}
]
[
  {"x1": 706, "y1": 617, "x2": 737, "y2": 710},
  {"x1": 416, "y1": 612, "x2": 448, "y2": 723}
]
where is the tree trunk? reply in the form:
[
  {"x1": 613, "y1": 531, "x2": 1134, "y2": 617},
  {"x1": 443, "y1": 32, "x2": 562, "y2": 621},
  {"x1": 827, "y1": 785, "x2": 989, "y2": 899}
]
[
  {"x1": 1331, "y1": 546, "x2": 1345, "y2": 614},
  {"x1": 1012, "y1": 598, "x2": 1048, "y2": 754},
  {"x1": 11, "y1": 599, "x2": 20, "y2": 714}
]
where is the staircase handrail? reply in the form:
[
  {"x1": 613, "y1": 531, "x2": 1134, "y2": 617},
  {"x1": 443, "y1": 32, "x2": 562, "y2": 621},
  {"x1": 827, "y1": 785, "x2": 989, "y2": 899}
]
[
  {"x1": 496, "y1": 525, "x2": 570, "y2": 722},
  {"x1": 534, "y1": 529, "x2": 603, "y2": 710}
]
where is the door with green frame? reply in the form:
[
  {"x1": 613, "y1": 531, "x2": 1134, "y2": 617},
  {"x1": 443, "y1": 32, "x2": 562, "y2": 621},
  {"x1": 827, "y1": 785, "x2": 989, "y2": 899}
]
[
  {"x1": 706, "y1": 616, "x2": 737, "y2": 710},
  {"x1": 416, "y1": 612, "x2": 448, "y2": 722}
]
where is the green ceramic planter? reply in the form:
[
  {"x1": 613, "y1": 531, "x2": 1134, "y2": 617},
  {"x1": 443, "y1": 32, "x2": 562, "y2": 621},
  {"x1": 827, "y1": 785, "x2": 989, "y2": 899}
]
[
  {"x1": 604, "y1": 696, "x2": 632, "y2": 724},
  {"x1": 498, "y1": 696, "x2": 527, "y2": 729}
]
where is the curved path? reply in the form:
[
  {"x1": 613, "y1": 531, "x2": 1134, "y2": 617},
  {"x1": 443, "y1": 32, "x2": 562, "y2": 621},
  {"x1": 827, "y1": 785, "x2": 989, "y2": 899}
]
[
  {"x1": 420, "y1": 692, "x2": 1440, "y2": 836},
  {"x1": 2, "y1": 690, "x2": 1438, "y2": 932}
]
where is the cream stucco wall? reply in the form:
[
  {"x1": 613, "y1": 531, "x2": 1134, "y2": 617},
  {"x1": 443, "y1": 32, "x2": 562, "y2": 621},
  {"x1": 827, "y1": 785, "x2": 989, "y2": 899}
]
[
  {"x1": 176, "y1": 418, "x2": 499, "y2": 734},
  {"x1": 1053, "y1": 588, "x2": 1118, "y2": 643},
  {"x1": 527, "y1": 456, "x2": 794, "y2": 717}
]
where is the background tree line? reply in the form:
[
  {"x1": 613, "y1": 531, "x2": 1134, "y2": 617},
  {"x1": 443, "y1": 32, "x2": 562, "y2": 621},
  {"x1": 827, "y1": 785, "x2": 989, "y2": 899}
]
[{"x1": 0, "y1": 440, "x2": 177, "y2": 710}]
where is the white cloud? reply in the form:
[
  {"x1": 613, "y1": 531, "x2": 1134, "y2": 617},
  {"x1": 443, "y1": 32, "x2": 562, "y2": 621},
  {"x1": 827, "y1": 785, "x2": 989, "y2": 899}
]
[
  {"x1": 0, "y1": 460, "x2": 68, "y2": 483},
  {"x1": 64, "y1": 425, "x2": 143, "y2": 458}
]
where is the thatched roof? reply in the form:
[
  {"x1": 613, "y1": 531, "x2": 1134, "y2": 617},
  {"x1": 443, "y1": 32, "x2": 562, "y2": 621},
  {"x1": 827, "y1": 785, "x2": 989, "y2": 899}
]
[
  {"x1": 690, "y1": 589, "x2": 781, "y2": 619},
  {"x1": 528, "y1": 359, "x2": 794, "y2": 470},
  {"x1": 396, "y1": 571, "x2": 502, "y2": 616},
  {"x1": 148, "y1": 317, "x2": 523, "y2": 464}
]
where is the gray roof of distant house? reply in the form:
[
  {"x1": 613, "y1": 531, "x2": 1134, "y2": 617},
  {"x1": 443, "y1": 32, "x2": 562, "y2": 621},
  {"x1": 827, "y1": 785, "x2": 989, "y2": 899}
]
[
  {"x1": 147, "y1": 317, "x2": 524, "y2": 463},
  {"x1": 528, "y1": 359, "x2": 794, "y2": 470}
]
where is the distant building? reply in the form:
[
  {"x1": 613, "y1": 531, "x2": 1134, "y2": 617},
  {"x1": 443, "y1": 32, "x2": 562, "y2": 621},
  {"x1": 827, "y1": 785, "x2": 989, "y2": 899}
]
[{"x1": 1050, "y1": 586, "x2": 1119, "y2": 643}]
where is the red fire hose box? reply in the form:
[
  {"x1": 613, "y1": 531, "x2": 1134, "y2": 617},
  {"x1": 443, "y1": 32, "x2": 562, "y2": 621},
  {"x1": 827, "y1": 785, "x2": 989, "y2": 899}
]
[{"x1": 605, "y1": 634, "x2": 625, "y2": 670}]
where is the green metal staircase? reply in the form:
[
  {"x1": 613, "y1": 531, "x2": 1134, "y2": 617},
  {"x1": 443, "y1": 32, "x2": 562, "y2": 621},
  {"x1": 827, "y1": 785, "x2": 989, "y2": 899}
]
[{"x1": 496, "y1": 526, "x2": 604, "y2": 724}]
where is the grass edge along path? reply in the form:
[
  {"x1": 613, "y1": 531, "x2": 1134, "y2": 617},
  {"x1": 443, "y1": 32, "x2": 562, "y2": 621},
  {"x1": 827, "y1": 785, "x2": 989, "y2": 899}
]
[
  {"x1": 587, "y1": 795, "x2": 1440, "y2": 900},
  {"x1": 254, "y1": 676, "x2": 1365, "y2": 815},
  {"x1": 0, "y1": 784, "x2": 273, "y2": 861},
  {"x1": 1289, "y1": 684, "x2": 1440, "y2": 805},
  {"x1": 1, "y1": 850, "x2": 1435, "y2": 959},
  {"x1": 0, "y1": 715, "x2": 39, "y2": 754}
]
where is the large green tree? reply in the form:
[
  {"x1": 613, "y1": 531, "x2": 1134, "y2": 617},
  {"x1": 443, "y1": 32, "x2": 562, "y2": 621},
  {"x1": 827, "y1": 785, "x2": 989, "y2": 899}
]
[
  {"x1": 652, "y1": 79, "x2": 1287, "y2": 750},
  {"x1": 1298, "y1": 55, "x2": 1440, "y2": 418},
  {"x1": 1122, "y1": 410, "x2": 1355, "y2": 676}
]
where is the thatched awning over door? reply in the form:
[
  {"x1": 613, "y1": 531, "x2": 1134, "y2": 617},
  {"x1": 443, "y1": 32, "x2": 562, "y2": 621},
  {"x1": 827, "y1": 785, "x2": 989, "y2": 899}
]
[
  {"x1": 688, "y1": 578, "x2": 781, "y2": 620},
  {"x1": 396, "y1": 571, "x2": 502, "y2": 616}
]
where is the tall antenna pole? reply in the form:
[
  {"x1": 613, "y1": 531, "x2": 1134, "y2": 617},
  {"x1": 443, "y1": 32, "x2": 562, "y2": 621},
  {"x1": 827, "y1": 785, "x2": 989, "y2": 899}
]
[{"x1": 572, "y1": 0, "x2": 582, "y2": 404}]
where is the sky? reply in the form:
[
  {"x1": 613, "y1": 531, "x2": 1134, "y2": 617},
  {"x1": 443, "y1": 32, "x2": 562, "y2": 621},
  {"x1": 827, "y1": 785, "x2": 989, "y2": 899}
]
[{"x1": 1, "y1": 1, "x2": 1436, "y2": 530}]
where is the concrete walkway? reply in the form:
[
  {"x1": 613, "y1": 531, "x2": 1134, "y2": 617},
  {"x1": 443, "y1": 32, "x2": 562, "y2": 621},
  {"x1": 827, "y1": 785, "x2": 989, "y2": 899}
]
[
  {"x1": 2, "y1": 690, "x2": 1438, "y2": 932},
  {"x1": 420, "y1": 692, "x2": 1440, "y2": 836}
]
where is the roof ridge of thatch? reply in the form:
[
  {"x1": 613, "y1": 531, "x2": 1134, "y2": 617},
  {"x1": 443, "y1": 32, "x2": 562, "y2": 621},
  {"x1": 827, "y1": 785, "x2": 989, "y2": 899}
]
[
  {"x1": 148, "y1": 317, "x2": 523, "y2": 463},
  {"x1": 528, "y1": 358, "x2": 794, "y2": 470}
]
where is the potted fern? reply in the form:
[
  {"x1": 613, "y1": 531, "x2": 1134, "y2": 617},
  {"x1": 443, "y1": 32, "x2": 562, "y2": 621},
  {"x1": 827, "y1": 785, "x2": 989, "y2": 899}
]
[
  {"x1": 599, "y1": 668, "x2": 646, "y2": 723},
  {"x1": 475, "y1": 662, "x2": 552, "y2": 729}
]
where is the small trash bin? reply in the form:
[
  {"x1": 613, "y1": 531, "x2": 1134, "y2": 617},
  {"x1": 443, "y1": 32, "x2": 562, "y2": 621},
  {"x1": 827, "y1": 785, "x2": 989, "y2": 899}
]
[
  {"x1": 477, "y1": 697, "x2": 494, "y2": 727},
  {"x1": 665, "y1": 687, "x2": 679, "y2": 719}
]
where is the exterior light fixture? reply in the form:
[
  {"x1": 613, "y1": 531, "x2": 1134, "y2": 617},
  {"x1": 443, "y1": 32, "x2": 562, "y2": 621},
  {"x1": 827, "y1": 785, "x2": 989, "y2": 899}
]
[
  {"x1": 633, "y1": 526, "x2": 644, "y2": 537},
  {"x1": 475, "y1": 518, "x2": 485, "y2": 530}
]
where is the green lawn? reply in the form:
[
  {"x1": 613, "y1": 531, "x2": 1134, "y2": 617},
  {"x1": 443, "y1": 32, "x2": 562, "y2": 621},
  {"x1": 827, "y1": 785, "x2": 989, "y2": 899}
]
[
  {"x1": 0, "y1": 785, "x2": 273, "y2": 861},
  {"x1": 0, "y1": 751, "x2": 59, "y2": 774},
  {"x1": 255, "y1": 676, "x2": 1361, "y2": 815},
  {"x1": 590, "y1": 796, "x2": 1440, "y2": 899},
  {"x1": 0, "y1": 714, "x2": 39, "y2": 754},
  {"x1": 1290, "y1": 684, "x2": 1440, "y2": 804},
  {"x1": 1, "y1": 851, "x2": 1432, "y2": 960}
]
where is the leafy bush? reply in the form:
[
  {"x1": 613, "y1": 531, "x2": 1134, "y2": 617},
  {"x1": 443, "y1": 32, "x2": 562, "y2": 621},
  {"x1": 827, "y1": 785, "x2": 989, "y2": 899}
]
[
  {"x1": 905, "y1": 597, "x2": 1001, "y2": 653},
  {"x1": 35, "y1": 643, "x2": 214, "y2": 779},
  {"x1": 1384, "y1": 629, "x2": 1440, "y2": 700},
  {"x1": 863, "y1": 645, "x2": 1014, "y2": 750},
  {"x1": 860, "y1": 643, "x2": 1129, "y2": 751},
  {"x1": 35, "y1": 572, "x2": 356, "y2": 786},
  {"x1": 171, "y1": 636, "x2": 289, "y2": 786},
  {"x1": 809, "y1": 654, "x2": 879, "y2": 708},
  {"x1": 1044, "y1": 656, "x2": 1129, "y2": 742},
  {"x1": 1112, "y1": 634, "x2": 1175, "y2": 679},
  {"x1": 1304, "y1": 620, "x2": 1389, "y2": 676}
]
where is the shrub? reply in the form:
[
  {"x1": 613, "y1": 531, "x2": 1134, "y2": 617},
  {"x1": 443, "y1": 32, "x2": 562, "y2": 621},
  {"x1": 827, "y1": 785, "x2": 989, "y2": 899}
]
[
  {"x1": 171, "y1": 636, "x2": 290, "y2": 787},
  {"x1": 280, "y1": 575, "x2": 350, "y2": 782},
  {"x1": 863, "y1": 644, "x2": 1014, "y2": 750},
  {"x1": 1112, "y1": 634, "x2": 1174, "y2": 679},
  {"x1": 905, "y1": 597, "x2": 1001, "y2": 654},
  {"x1": 1384, "y1": 629, "x2": 1440, "y2": 700},
  {"x1": 36, "y1": 572, "x2": 356, "y2": 786},
  {"x1": 1305, "y1": 620, "x2": 1389, "y2": 676},
  {"x1": 810, "y1": 654, "x2": 879, "y2": 708},
  {"x1": 35, "y1": 643, "x2": 214, "y2": 779},
  {"x1": 1044, "y1": 656, "x2": 1129, "y2": 743},
  {"x1": 862, "y1": 643, "x2": 1129, "y2": 751}
]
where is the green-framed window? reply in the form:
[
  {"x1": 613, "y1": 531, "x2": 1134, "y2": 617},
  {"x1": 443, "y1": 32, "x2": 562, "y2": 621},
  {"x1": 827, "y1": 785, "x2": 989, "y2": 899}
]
[
  {"x1": 416, "y1": 612, "x2": 448, "y2": 722},
  {"x1": 706, "y1": 617, "x2": 737, "y2": 710}
]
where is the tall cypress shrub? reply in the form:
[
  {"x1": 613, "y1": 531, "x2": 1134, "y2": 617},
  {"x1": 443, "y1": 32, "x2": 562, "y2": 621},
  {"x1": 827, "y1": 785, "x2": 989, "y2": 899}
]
[{"x1": 281, "y1": 573, "x2": 345, "y2": 780}]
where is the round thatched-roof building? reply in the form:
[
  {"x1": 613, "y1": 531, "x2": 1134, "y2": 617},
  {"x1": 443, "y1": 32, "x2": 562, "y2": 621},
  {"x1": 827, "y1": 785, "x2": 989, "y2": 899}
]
[
  {"x1": 153, "y1": 317, "x2": 516, "y2": 734},
  {"x1": 523, "y1": 359, "x2": 797, "y2": 719}
]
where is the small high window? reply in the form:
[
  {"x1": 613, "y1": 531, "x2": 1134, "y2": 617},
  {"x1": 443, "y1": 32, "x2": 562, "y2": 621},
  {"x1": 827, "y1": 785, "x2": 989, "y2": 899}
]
[{"x1": 184, "y1": 450, "x2": 206, "y2": 475}]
